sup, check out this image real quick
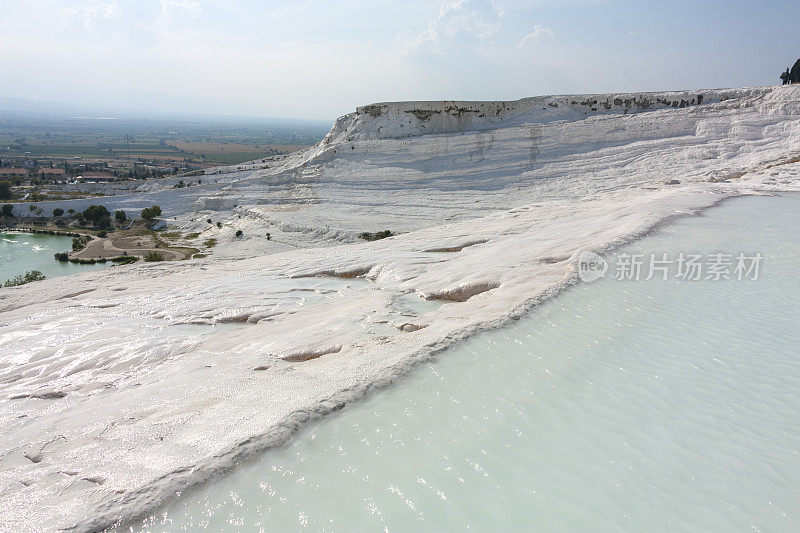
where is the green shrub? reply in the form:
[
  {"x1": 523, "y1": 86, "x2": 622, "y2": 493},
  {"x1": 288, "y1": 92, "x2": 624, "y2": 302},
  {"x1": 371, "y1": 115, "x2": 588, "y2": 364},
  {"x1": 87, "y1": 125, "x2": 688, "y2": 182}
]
[
  {"x1": 115, "y1": 210, "x2": 127, "y2": 223},
  {"x1": 109, "y1": 256, "x2": 138, "y2": 264},
  {"x1": 54, "y1": 252, "x2": 69, "y2": 262},
  {"x1": 53, "y1": 208, "x2": 64, "y2": 217},
  {"x1": 143, "y1": 251, "x2": 165, "y2": 262},
  {"x1": 97, "y1": 230, "x2": 107, "y2": 238},
  {"x1": 1, "y1": 204, "x2": 12, "y2": 218},
  {"x1": 69, "y1": 257, "x2": 97, "y2": 264},
  {"x1": 235, "y1": 229, "x2": 243, "y2": 238},
  {"x1": 71, "y1": 235, "x2": 91, "y2": 251},
  {"x1": 216, "y1": 221, "x2": 222, "y2": 228},
  {"x1": 203, "y1": 238, "x2": 217, "y2": 248},
  {"x1": 82, "y1": 205, "x2": 111, "y2": 228},
  {"x1": 141, "y1": 205, "x2": 162, "y2": 220},
  {"x1": 3, "y1": 270, "x2": 46, "y2": 287}
]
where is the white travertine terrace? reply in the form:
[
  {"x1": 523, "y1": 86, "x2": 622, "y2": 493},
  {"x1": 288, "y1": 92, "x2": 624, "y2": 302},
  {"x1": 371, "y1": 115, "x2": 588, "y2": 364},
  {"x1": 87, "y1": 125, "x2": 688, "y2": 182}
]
[{"x1": 1, "y1": 86, "x2": 800, "y2": 531}]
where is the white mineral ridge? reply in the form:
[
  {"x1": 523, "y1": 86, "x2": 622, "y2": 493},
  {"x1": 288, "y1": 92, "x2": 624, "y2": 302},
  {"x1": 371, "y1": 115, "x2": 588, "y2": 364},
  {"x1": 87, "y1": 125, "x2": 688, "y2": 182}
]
[{"x1": 2, "y1": 86, "x2": 800, "y2": 531}]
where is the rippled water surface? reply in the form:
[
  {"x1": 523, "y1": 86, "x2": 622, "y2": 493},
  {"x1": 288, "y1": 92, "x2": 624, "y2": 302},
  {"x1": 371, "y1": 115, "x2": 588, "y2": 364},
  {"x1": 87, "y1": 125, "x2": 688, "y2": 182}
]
[
  {"x1": 0, "y1": 232, "x2": 106, "y2": 283},
  {"x1": 133, "y1": 194, "x2": 800, "y2": 532}
]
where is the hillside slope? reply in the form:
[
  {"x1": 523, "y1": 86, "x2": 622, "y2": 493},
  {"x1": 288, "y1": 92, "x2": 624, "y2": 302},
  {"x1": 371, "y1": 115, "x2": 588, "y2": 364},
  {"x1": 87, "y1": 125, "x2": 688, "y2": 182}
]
[{"x1": 1, "y1": 86, "x2": 800, "y2": 532}]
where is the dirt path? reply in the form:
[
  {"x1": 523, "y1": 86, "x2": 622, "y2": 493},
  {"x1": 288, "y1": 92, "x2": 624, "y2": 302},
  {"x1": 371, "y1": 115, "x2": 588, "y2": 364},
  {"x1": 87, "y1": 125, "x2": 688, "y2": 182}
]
[{"x1": 72, "y1": 235, "x2": 189, "y2": 261}]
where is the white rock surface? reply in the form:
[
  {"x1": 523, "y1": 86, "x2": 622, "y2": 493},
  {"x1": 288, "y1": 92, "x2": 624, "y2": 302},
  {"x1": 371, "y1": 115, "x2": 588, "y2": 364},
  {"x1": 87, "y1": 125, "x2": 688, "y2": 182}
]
[{"x1": 1, "y1": 86, "x2": 800, "y2": 531}]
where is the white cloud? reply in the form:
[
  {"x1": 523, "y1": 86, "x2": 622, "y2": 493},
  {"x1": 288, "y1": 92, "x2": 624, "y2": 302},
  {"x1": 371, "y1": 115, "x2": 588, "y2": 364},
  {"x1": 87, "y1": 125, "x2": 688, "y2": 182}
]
[
  {"x1": 141, "y1": 0, "x2": 202, "y2": 46},
  {"x1": 61, "y1": 0, "x2": 121, "y2": 30},
  {"x1": 517, "y1": 25, "x2": 553, "y2": 48},
  {"x1": 158, "y1": 0, "x2": 201, "y2": 21},
  {"x1": 154, "y1": 0, "x2": 201, "y2": 30},
  {"x1": 400, "y1": 0, "x2": 504, "y2": 57}
]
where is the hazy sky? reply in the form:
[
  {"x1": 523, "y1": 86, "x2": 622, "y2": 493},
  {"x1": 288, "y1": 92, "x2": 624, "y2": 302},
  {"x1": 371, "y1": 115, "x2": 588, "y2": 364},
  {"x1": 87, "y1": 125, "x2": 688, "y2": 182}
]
[{"x1": 2, "y1": 0, "x2": 798, "y2": 120}]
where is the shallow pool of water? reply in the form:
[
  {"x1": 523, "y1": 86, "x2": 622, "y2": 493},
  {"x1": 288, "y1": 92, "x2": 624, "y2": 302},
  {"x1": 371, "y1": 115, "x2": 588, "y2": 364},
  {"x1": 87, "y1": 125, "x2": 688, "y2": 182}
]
[
  {"x1": 0, "y1": 232, "x2": 106, "y2": 284},
  {"x1": 131, "y1": 194, "x2": 800, "y2": 532}
]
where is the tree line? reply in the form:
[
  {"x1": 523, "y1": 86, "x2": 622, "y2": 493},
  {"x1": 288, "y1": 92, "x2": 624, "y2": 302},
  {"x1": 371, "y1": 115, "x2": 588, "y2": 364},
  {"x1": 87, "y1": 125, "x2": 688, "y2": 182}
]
[{"x1": 1, "y1": 203, "x2": 162, "y2": 229}]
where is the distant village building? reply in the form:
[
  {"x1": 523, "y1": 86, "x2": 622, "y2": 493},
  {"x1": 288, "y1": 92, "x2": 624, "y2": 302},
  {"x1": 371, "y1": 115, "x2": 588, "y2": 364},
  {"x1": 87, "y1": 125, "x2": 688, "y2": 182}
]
[
  {"x1": 0, "y1": 167, "x2": 29, "y2": 179},
  {"x1": 76, "y1": 171, "x2": 117, "y2": 183},
  {"x1": 38, "y1": 168, "x2": 66, "y2": 181},
  {"x1": 780, "y1": 58, "x2": 800, "y2": 85}
]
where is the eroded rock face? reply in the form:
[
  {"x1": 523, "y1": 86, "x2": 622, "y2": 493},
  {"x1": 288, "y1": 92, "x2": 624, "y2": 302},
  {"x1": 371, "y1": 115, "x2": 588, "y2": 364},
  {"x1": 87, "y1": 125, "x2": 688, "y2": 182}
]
[
  {"x1": 324, "y1": 89, "x2": 731, "y2": 144},
  {"x1": 281, "y1": 346, "x2": 342, "y2": 362},
  {"x1": 422, "y1": 281, "x2": 500, "y2": 302},
  {"x1": 398, "y1": 323, "x2": 427, "y2": 332}
]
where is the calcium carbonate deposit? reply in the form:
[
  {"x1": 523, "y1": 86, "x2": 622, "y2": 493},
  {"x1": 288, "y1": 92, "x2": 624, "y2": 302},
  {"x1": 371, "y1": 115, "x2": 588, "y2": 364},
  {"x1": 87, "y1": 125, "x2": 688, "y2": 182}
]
[
  {"x1": 2, "y1": 86, "x2": 800, "y2": 531},
  {"x1": 129, "y1": 194, "x2": 800, "y2": 532}
]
